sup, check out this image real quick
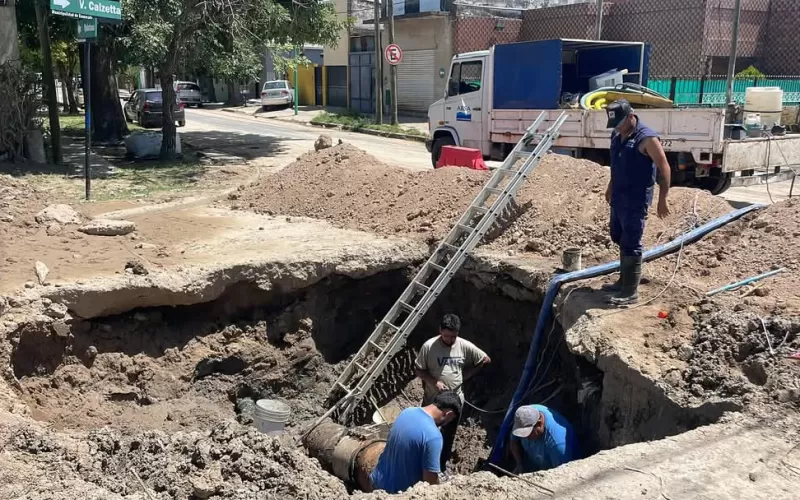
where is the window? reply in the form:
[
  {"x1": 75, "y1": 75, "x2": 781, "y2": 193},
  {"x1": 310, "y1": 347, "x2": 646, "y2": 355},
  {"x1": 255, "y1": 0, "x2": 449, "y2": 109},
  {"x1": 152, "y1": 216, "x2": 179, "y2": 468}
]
[
  {"x1": 349, "y1": 36, "x2": 375, "y2": 53},
  {"x1": 263, "y1": 81, "x2": 288, "y2": 90},
  {"x1": 177, "y1": 83, "x2": 200, "y2": 91},
  {"x1": 145, "y1": 91, "x2": 163, "y2": 102},
  {"x1": 447, "y1": 61, "x2": 483, "y2": 96}
]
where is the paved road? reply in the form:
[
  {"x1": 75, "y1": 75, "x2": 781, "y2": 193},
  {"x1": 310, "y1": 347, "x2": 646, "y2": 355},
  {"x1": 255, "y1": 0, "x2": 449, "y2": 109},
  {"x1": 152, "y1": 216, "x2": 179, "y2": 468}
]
[
  {"x1": 182, "y1": 108, "x2": 796, "y2": 206},
  {"x1": 182, "y1": 108, "x2": 432, "y2": 170}
]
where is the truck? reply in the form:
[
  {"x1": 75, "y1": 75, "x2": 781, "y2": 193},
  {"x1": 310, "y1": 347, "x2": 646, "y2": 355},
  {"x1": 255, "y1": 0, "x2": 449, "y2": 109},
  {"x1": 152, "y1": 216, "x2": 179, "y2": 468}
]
[{"x1": 426, "y1": 39, "x2": 800, "y2": 195}]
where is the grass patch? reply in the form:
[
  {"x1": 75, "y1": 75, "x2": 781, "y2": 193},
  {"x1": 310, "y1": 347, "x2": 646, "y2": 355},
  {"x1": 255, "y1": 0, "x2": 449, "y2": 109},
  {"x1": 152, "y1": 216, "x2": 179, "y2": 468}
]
[
  {"x1": 50, "y1": 113, "x2": 144, "y2": 137},
  {"x1": 311, "y1": 111, "x2": 426, "y2": 137}
]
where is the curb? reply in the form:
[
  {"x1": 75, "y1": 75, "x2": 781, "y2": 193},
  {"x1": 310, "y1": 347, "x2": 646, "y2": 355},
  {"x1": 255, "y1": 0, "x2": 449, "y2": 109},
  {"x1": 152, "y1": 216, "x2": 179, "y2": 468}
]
[
  {"x1": 308, "y1": 121, "x2": 427, "y2": 143},
  {"x1": 221, "y1": 107, "x2": 257, "y2": 117}
]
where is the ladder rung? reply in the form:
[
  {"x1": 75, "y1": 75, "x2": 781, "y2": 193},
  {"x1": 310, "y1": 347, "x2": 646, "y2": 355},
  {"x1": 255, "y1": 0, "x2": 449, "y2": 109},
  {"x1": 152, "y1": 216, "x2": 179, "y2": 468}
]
[
  {"x1": 495, "y1": 168, "x2": 521, "y2": 176},
  {"x1": 442, "y1": 243, "x2": 460, "y2": 253},
  {"x1": 355, "y1": 362, "x2": 368, "y2": 373},
  {"x1": 369, "y1": 340, "x2": 385, "y2": 352},
  {"x1": 412, "y1": 280, "x2": 430, "y2": 291},
  {"x1": 337, "y1": 382, "x2": 349, "y2": 392},
  {"x1": 428, "y1": 262, "x2": 445, "y2": 273},
  {"x1": 456, "y1": 223, "x2": 475, "y2": 233},
  {"x1": 398, "y1": 300, "x2": 416, "y2": 311},
  {"x1": 383, "y1": 320, "x2": 400, "y2": 331},
  {"x1": 469, "y1": 204, "x2": 488, "y2": 214},
  {"x1": 485, "y1": 187, "x2": 506, "y2": 196}
]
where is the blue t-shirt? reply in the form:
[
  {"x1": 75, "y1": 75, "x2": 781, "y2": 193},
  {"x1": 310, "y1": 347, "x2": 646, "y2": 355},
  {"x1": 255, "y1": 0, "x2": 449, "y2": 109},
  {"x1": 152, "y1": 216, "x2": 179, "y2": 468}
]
[
  {"x1": 511, "y1": 404, "x2": 579, "y2": 472},
  {"x1": 370, "y1": 407, "x2": 443, "y2": 493}
]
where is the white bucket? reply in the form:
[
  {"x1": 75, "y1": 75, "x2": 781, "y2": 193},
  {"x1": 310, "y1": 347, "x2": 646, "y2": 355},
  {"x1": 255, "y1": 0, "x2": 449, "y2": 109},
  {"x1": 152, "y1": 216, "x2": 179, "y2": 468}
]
[{"x1": 253, "y1": 399, "x2": 291, "y2": 435}]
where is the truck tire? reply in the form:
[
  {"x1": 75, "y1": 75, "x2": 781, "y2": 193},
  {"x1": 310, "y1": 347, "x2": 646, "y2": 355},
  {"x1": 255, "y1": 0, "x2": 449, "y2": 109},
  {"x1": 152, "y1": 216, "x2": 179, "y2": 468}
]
[
  {"x1": 701, "y1": 175, "x2": 732, "y2": 195},
  {"x1": 431, "y1": 135, "x2": 455, "y2": 167}
]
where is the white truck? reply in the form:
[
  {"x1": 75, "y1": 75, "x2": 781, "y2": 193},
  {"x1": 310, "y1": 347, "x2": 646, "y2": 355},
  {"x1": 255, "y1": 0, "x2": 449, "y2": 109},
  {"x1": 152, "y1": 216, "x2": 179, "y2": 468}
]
[{"x1": 426, "y1": 39, "x2": 800, "y2": 194}]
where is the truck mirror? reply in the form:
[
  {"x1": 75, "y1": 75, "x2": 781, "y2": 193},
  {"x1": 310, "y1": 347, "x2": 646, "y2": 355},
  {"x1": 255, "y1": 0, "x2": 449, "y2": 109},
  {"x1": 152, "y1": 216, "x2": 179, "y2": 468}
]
[{"x1": 448, "y1": 81, "x2": 459, "y2": 97}]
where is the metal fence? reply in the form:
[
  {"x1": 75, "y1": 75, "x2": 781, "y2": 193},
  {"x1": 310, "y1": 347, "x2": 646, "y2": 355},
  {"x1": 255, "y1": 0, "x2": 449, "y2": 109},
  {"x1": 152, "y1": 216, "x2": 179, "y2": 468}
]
[{"x1": 450, "y1": 0, "x2": 800, "y2": 104}]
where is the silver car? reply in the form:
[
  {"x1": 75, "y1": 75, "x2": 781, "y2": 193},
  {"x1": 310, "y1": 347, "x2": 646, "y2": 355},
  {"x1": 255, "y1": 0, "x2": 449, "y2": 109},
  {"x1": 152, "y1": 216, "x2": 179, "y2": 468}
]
[
  {"x1": 176, "y1": 81, "x2": 203, "y2": 107},
  {"x1": 261, "y1": 80, "x2": 294, "y2": 110}
]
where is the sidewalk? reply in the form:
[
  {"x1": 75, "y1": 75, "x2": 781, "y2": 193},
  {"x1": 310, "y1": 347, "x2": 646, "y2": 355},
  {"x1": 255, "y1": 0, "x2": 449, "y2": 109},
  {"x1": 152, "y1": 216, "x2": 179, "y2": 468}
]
[{"x1": 218, "y1": 104, "x2": 429, "y2": 135}]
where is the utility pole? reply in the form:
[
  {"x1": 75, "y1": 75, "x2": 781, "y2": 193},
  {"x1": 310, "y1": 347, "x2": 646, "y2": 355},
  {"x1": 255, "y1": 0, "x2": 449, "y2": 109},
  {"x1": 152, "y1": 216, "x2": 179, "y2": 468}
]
[
  {"x1": 387, "y1": 0, "x2": 398, "y2": 125},
  {"x1": 595, "y1": 0, "x2": 603, "y2": 40},
  {"x1": 34, "y1": 0, "x2": 63, "y2": 165},
  {"x1": 724, "y1": 0, "x2": 742, "y2": 124},
  {"x1": 294, "y1": 45, "x2": 299, "y2": 116},
  {"x1": 373, "y1": 0, "x2": 383, "y2": 124}
]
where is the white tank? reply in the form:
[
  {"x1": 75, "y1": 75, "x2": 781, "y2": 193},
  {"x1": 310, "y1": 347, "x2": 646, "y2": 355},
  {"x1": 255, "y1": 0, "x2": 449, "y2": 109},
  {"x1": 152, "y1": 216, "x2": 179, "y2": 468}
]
[{"x1": 744, "y1": 87, "x2": 783, "y2": 129}]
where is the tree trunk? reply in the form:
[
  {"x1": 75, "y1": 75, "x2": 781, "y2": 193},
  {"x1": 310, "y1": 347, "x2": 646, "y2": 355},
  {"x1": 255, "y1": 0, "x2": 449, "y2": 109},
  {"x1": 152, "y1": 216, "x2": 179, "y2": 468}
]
[
  {"x1": 0, "y1": 0, "x2": 20, "y2": 65},
  {"x1": 202, "y1": 76, "x2": 216, "y2": 103},
  {"x1": 34, "y1": 0, "x2": 62, "y2": 164},
  {"x1": 226, "y1": 80, "x2": 243, "y2": 106},
  {"x1": 64, "y1": 70, "x2": 79, "y2": 114},
  {"x1": 89, "y1": 33, "x2": 129, "y2": 143},
  {"x1": 159, "y1": 71, "x2": 178, "y2": 160},
  {"x1": 59, "y1": 67, "x2": 70, "y2": 113}
]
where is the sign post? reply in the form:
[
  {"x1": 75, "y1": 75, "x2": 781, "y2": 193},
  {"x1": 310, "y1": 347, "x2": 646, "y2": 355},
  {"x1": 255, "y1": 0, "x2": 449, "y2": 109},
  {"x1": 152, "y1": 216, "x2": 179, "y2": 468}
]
[{"x1": 50, "y1": 0, "x2": 121, "y2": 200}]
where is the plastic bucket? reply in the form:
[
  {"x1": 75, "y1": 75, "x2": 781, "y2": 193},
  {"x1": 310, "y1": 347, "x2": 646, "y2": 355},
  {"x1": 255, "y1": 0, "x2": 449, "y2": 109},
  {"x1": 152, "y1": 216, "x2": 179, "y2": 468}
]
[
  {"x1": 562, "y1": 247, "x2": 583, "y2": 272},
  {"x1": 253, "y1": 399, "x2": 291, "y2": 435}
]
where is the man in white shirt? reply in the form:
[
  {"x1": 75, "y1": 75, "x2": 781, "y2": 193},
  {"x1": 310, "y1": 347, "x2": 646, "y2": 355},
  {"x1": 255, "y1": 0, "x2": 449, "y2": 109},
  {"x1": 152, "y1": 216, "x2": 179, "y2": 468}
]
[{"x1": 415, "y1": 313, "x2": 491, "y2": 472}]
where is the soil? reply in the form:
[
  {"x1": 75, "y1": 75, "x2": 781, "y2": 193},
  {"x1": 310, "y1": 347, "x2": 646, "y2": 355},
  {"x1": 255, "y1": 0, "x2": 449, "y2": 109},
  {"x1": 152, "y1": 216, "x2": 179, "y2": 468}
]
[{"x1": 231, "y1": 144, "x2": 731, "y2": 266}]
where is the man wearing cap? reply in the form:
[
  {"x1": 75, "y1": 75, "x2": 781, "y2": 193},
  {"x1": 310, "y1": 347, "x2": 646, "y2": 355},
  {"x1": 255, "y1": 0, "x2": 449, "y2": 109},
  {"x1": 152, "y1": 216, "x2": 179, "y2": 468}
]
[
  {"x1": 415, "y1": 313, "x2": 491, "y2": 472},
  {"x1": 510, "y1": 404, "x2": 579, "y2": 473},
  {"x1": 603, "y1": 99, "x2": 671, "y2": 305}
]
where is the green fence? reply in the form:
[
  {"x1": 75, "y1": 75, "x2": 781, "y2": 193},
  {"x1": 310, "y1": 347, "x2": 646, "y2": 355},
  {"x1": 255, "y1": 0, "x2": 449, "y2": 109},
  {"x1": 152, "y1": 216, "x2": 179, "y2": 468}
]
[{"x1": 647, "y1": 78, "x2": 800, "y2": 106}]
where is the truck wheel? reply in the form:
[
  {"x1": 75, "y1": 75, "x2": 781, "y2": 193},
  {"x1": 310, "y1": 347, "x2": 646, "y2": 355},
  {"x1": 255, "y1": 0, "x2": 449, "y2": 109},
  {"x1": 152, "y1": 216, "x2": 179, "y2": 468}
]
[
  {"x1": 701, "y1": 175, "x2": 732, "y2": 195},
  {"x1": 197, "y1": 102, "x2": 204, "y2": 108},
  {"x1": 431, "y1": 135, "x2": 456, "y2": 167}
]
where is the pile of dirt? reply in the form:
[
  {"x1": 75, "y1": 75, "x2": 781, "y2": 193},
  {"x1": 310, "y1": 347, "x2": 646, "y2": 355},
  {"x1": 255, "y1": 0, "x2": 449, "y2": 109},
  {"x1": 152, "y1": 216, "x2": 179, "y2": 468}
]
[
  {"x1": 0, "y1": 174, "x2": 50, "y2": 231},
  {"x1": 671, "y1": 310, "x2": 800, "y2": 405},
  {"x1": 2, "y1": 419, "x2": 347, "y2": 499},
  {"x1": 231, "y1": 144, "x2": 730, "y2": 265}
]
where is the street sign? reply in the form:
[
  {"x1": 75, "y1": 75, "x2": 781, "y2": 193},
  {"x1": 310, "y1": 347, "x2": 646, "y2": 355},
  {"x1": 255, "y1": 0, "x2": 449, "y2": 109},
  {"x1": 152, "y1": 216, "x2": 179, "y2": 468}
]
[
  {"x1": 50, "y1": 0, "x2": 121, "y2": 21},
  {"x1": 384, "y1": 43, "x2": 403, "y2": 66},
  {"x1": 77, "y1": 18, "x2": 98, "y2": 40}
]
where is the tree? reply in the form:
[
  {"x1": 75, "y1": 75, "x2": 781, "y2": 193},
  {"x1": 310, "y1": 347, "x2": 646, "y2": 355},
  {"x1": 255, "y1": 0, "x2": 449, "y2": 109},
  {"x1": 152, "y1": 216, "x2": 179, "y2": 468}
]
[
  {"x1": 52, "y1": 40, "x2": 79, "y2": 114},
  {"x1": 85, "y1": 24, "x2": 130, "y2": 143},
  {"x1": 34, "y1": 0, "x2": 62, "y2": 164},
  {"x1": 124, "y1": 0, "x2": 345, "y2": 159}
]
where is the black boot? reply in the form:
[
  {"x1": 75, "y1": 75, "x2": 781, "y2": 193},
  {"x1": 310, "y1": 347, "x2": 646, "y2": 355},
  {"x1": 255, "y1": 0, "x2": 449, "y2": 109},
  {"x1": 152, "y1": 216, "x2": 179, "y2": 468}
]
[
  {"x1": 609, "y1": 256, "x2": 642, "y2": 306},
  {"x1": 601, "y1": 251, "x2": 624, "y2": 292}
]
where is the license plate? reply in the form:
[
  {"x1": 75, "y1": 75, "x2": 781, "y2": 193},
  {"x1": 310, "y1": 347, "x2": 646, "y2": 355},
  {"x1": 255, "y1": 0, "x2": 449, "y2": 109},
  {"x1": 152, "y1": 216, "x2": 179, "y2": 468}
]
[{"x1": 268, "y1": 91, "x2": 281, "y2": 98}]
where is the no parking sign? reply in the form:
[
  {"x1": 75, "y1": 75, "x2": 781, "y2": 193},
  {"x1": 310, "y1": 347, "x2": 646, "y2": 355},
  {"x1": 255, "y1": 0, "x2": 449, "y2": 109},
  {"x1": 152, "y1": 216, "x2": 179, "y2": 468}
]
[{"x1": 384, "y1": 43, "x2": 403, "y2": 65}]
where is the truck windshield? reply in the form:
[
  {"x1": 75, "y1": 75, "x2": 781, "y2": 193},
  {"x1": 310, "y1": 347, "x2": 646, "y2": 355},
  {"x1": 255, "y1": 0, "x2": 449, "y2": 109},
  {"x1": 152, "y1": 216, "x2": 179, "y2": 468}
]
[{"x1": 448, "y1": 61, "x2": 482, "y2": 96}]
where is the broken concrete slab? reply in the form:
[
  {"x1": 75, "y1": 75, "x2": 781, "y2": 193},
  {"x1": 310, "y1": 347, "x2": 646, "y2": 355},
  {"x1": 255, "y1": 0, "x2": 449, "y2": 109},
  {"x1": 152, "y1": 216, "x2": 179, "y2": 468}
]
[
  {"x1": 78, "y1": 219, "x2": 137, "y2": 237},
  {"x1": 35, "y1": 205, "x2": 82, "y2": 225}
]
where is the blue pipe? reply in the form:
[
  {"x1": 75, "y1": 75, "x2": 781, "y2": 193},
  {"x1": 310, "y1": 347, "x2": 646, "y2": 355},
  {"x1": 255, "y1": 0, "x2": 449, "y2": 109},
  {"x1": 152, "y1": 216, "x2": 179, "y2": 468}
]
[
  {"x1": 488, "y1": 203, "x2": 764, "y2": 465},
  {"x1": 705, "y1": 267, "x2": 786, "y2": 296}
]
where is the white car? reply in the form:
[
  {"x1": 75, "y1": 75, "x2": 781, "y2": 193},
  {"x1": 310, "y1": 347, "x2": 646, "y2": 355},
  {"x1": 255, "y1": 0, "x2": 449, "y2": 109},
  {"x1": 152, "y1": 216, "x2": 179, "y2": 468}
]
[
  {"x1": 176, "y1": 81, "x2": 203, "y2": 107},
  {"x1": 261, "y1": 80, "x2": 294, "y2": 110}
]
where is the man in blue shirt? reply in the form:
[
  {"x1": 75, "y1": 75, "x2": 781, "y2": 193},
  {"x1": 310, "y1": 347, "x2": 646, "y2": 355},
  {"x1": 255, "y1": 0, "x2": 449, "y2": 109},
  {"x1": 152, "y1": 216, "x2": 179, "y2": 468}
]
[
  {"x1": 370, "y1": 391, "x2": 462, "y2": 494},
  {"x1": 509, "y1": 404, "x2": 579, "y2": 473},
  {"x1": 603, "y1": 99, "x2": 671, "y2": 305}
]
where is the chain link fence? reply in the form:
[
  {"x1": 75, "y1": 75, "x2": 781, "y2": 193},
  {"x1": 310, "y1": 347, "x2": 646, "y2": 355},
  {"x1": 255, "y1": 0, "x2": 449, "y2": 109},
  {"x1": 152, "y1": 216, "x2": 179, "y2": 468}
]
[{"x1": 450, "y1": 0, "x2": 800, "y2": 106}]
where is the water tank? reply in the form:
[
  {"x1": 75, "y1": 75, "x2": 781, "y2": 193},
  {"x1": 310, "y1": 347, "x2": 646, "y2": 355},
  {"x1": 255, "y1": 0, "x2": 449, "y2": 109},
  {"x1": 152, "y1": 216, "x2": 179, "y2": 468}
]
[{"x1": 744, "y1": 87, "x2": 783, "y2": 129}]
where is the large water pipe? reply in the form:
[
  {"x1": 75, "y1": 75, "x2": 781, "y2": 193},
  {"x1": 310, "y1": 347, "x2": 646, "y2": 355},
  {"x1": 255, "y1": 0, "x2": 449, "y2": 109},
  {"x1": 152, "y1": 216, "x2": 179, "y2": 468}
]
[
  {"x1": 488, "y1": 203, "x2": 764, "y2": 464},
  {"x1": 304, "y1": 420, "x2": 386, "y2": 491}
]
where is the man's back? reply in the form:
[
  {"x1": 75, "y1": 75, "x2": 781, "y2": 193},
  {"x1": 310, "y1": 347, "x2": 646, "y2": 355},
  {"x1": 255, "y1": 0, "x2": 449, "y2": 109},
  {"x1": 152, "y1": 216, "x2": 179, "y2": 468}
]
[
  {"x1": 370, "y1": 407, "x2": 443, "y2": 493},
  {"x1": 515, "y1": 404, "x2": 579, "y2": 471}
]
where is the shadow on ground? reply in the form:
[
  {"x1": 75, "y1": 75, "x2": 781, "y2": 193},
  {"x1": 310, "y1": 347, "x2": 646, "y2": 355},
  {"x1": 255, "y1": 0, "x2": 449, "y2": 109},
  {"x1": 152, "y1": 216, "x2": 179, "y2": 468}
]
[{"x1": 180, "y1": 130, "x2": 297, "y2": 160}]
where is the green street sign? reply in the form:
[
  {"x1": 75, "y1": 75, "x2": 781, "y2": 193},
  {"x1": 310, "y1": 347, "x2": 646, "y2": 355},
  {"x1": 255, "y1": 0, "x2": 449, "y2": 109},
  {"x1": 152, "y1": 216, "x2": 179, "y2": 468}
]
[
  {"x1": 50, "y1": 0, "x2": 122, "y2": 21},
  {"x1": 77, "y1": 18, "x2": 98, "y2": 40}
]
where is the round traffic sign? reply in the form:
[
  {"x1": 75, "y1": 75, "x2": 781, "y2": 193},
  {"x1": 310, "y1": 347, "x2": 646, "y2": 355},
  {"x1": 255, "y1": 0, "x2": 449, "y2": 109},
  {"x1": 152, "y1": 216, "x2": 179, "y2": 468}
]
[{"x1": 384, "y1": 43, "x2": 403, "y2": 66}]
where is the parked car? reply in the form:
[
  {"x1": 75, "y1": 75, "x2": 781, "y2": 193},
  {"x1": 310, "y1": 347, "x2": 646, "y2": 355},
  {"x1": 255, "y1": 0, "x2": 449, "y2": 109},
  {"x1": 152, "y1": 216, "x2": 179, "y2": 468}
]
[
  {"x1": 176, "y1": 81, "x2": 203, "y2": 107},
  {"x1": 261, "y1": 80, "x2": 294, "y2": 110},
  {"x1": 123, "y1": 89, "x2": 186, "y2": 128}
]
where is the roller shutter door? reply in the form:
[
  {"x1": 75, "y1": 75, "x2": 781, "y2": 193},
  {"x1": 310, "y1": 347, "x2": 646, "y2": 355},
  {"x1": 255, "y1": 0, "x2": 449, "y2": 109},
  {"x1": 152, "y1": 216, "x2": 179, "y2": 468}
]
[{"x1": 396, "y1": 49, "x2": 437, "y2": 113}]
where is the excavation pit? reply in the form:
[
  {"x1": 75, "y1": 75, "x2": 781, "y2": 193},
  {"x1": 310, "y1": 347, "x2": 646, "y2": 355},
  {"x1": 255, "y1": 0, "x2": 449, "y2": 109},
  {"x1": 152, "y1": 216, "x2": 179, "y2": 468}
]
[{"x1": 3, "y1": 259, "x2": 742, "y2": 496}]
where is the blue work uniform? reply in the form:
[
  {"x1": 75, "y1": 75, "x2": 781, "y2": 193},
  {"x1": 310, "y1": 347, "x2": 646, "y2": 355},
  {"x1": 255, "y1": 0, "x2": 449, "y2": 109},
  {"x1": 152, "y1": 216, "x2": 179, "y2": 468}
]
[
  {"x1": 609, "y1": 119, "x2": 659, "y2": 257},
  {"x1": 370, "y1": 407, "x2": 443, "y2": 494},
  {"x1": 511, "y1": 404, "x2": 579, "y2": 472}
]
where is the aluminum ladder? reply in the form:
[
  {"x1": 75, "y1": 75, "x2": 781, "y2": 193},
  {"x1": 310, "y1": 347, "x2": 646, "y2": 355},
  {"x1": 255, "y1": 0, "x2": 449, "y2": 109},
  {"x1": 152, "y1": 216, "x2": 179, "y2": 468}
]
[{"x1": 325, "y1": 111, "x2": 568, "y2": 425}]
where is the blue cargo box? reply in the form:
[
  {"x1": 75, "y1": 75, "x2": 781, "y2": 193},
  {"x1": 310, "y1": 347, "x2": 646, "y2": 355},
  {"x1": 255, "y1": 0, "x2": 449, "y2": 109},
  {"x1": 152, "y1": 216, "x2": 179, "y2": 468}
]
[{"x1": 492, "y1": 39, "x2": 651, "y2": 110}]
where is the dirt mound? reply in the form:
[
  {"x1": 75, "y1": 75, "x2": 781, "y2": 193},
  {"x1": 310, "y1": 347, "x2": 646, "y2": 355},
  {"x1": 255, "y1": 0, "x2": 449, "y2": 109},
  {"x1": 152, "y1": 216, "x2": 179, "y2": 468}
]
[
  {"x1": 3, "y1": 420, "x2": 347, "y2": 499},
  {"x1": 0, "y1": 174, "x2": 50, "y2": 229},
  {"x1": 232, "y1": 145, "x2": 730, "y2": 265}
]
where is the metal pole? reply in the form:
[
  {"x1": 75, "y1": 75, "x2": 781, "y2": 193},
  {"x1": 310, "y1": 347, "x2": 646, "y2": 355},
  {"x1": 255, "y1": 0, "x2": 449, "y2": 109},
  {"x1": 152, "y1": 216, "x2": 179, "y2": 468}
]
[
  {"x1": 373, "y1": 0, "x2": 383, "y2": 124},
  {"x1": 294, "y1": 46, "x2": 299, "y2": 116},
  {"x1": 595, "y1": 0, "x2": 603, "y2": 40},
  {"x1": 388, "y1": 0, "x2": 398, "y2": 125},
  {"x1": 84, "y1": 40, "x2": 91, "y2": 201},
  {"x1": 724, "y1": 0, "x2": 742, "y2": 122}
]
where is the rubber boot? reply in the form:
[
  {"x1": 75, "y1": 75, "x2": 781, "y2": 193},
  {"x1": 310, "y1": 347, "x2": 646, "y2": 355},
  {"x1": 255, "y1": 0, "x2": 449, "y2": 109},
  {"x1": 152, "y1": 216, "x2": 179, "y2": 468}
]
[
  {"x1": 601, "y1": 251, "x2": 624, "y2": 292},
  {"x1": 609, "y1": 256, "x2": 642, "y2": 306}
]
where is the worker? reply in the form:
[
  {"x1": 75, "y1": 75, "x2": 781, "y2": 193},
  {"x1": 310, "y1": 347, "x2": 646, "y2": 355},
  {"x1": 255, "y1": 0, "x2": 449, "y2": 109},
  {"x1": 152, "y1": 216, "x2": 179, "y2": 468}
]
[
  {"x1": 370, "y1": 391, "x2": 462, "y2": 494},
  {"x1": 415, "y1": 313, "x2": 491, "y2": 472},
  {"x1": 509, "y1": 404, "x2": 579, "y2": 473},
  {"x1": 603, "y1": 99, "x2": 671, "y2": 305}
]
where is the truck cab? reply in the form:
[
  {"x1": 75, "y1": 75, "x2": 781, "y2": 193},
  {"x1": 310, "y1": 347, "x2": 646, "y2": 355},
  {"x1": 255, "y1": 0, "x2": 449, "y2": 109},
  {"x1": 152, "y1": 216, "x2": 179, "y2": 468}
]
[{"x1": 427, "y1": 50, "x2": 491, "y2": 165}]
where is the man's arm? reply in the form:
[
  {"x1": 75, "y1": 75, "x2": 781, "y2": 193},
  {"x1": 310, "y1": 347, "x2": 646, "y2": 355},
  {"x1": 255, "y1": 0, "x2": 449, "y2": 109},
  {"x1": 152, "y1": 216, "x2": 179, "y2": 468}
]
[
  {"x1": 509, "y1": 437, "x2": 525, "y2": 471},
  {"x1": 462, "y1": 355, "x2": 490, "y2": 382},
  {"x1": 422, "y1": 471, "x2": 440, "y2": 485},
  {"x1": 422, "y1": 437, "x2": 443, "y2": 485},
  {"x1": 641, "y1": 137, "x2": 671, "y2": 218}
]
